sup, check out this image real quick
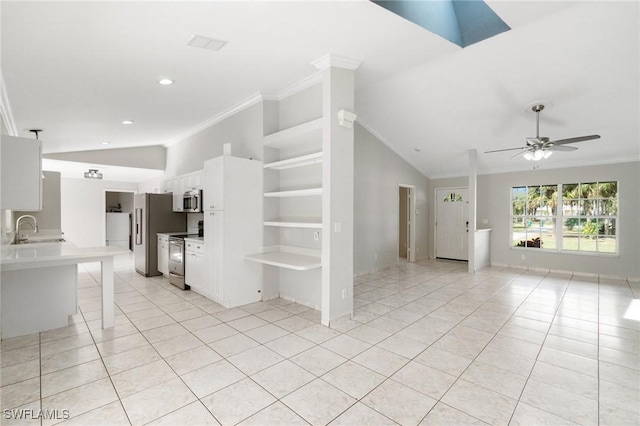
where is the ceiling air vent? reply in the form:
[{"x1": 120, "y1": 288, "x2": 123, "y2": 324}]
[{"x1": 187, "y1": 35, "x2": 227, "y2": 52}]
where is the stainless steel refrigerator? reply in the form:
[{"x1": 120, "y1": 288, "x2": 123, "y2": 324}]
[{"x1": 134, "y1": 193, "x2": 186, "y2": 276}]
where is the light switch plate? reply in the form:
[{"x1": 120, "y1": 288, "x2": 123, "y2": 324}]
[{"x1": 334, "y1": 222, "x2": 342, "y2": 233}]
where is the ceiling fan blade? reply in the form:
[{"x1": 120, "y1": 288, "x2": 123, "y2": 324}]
[
  {"x1": 551, "y1": 135, "x2": 601, "y2": 145},
  {"x1": 485, "y1": 147, "x2": 526, "y2": 154},
  {"x1": 547, "y1": 145, "x2": 578, "y2": 152},
  {"x1": 511, "y1": 150, "x2": 530, "y2": 159}
]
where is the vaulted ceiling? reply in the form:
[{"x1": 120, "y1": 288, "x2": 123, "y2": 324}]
[{"x1": 2, "y1": 1, "x2": 638, "y2": 180}]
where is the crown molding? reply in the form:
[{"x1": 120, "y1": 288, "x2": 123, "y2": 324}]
[
  {"x1": 276, "y1": 71, "x2": 322, "y2": 100},
  {"x1": 163, "y1": 91, "x2": 268, "y2": 146},
  {"x1": 428, "y1": 155, "x2": 640, "y2": 180},
  {"x1": 0, "y1": 74, "x2": 18, "y2": 136},
  {"x1": 163, "y1": 72, "x2": 326, "y2": 147},
  {"x1": 356, "y1": 118, "x2": 428, "y2": 178},
  {"x1": 311, "y1": 53, "x2": 362, "y2": 71}
]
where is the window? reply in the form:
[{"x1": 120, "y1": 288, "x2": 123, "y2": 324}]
[
  {"x1": 511, "y1": 185, "x2": 557, "y2": 250},
  {"x1": 443, "y1": 192, "x2": 464, "y2": 202},
  {"x1": 562, "y1": 182, "x2": 617, "y2": 253},
  {"x1": 511, "y1": 182, "x2": 618, "y2": 254}
]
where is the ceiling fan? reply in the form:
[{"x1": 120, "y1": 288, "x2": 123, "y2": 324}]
[{"x1": 485, "y1": 104, "x2": 600, "y2": 160}]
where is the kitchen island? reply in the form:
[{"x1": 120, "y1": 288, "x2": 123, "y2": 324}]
[{"x1": 1, "y1": 240, "x2": 129, "y2": 339}]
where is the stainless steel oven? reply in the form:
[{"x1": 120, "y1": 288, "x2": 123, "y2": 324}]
[
  {"x1": 168, "y1": 236, "x2": 188, "y2": 289},
  {"x1": 183, "y1": 190, "x2": 202, "y2": 213}
]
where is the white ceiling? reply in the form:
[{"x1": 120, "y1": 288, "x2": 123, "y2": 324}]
[{"x1": 2, "y1": 1, "x2": 638, "y2": 180}]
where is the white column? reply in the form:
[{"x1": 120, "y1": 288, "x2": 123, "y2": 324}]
[
  {"x1": 101, "y1": 257, "x2": 115, "y2": 328},
  {"x1": 313, "y1": 54, "x2": 360, "y2": 326},
  {"x1": 468, "y1": 149, "x2": 478, "y2": 273}
]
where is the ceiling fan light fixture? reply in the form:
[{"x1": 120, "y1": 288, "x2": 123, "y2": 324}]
[
  {"x1": 543, "y1": 150, "x2": 553, "y2": 159},
  {"x1": 533, "y1": 149, "x2": 545, "y2": 160},
  {"x1": 523, "y1": 152, "x2": 534, "y2": 161}
]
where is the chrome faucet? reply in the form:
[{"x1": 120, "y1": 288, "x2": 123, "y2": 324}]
[{"x1": 15, "y1": 215, "x2": 39, "y2": 243}]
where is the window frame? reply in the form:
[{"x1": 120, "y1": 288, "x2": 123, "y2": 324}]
[{"x1": 510, "y1": 181, "x2": 619, "y2": 256}]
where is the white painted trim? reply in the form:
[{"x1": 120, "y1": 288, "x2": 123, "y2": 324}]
[
  {"x1": 490, "y1": 262, "x2": 638, "y2": 282},
  {"x1": 276, "y1": 71, "x2": 322, "y2": 100},
  {"x1": 357, "y1": 119, "x2": 426, "y2": 176},
  {"x1": 311, "y1": 53, "x2": 362, "y2": 71},
  {"x1": 433, "y1": 186, "x2": 469, "y2": 260},
  {"x1": 162, "y1": 92, "x2": 266, "y2": 147},
  {"x1": 0, "y1": 74, "x2": 18, "y2": 136},
  {"x1": 430, "y1": 157, "x2": 640, "y2": 180},
  {"x1": 162, "y1": 72, "x2": 323, "y2": 148},
  {"x1": 397, "y1": 184, "x2": 416, "y2": 265}
]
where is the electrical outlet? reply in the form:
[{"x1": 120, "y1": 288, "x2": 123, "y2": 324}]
[
  {"x1": 521, "y1": 254, "x2": 526, "y2": 260},
  {"x1": 374, "y1": 253, "x2": 378, "y2": 260},
  {"x1": 313, "y1": 231, "x2": 320, "y2": 241},
  {"x1": 482, "y1": 218, "x2": 489, "y2": 224},
  {"x1": 341, "y1": 289, "x2": 347, "y2": 299}
]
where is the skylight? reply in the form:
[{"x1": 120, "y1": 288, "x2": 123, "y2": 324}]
[{"x1": 372, "y1": 0, "x2": 510, "y2": 48}]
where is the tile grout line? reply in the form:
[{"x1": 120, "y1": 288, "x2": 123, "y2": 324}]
[{"x1": 506, "y1": 272, "x2": 573, "y2": 425}]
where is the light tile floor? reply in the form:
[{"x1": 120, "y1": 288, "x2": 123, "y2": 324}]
[{"x1": 1, "y1": 255, "x2": 639, "y2": 425}]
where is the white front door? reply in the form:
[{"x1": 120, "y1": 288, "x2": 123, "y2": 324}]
[{"x1": 436, "y1": 188, "x2": 469, "y2": 260}]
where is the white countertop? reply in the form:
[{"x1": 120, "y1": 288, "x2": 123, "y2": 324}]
[
  {"x1": 1, "y1": 241, "x2": 129, "y2": 271},
  {"x1": 184, "y1": 237, "x2": 204, "y2": 243}
]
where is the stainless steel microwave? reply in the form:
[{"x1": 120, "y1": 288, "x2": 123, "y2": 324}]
[{"x1": 183, "y1": 190, "x2": 202, "y2": 212}]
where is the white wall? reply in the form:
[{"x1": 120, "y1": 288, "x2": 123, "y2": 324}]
[
  {"x1": 164, "y1": 103, "x2": 264, "y2": 177},
  {"x1": 477, "y1": 161, "x2": 640, "y2": 279},
  {"x1": 61, "y1": 178, "x2": 138, "y2": 247},
  {"x1": 354, "y1": 123, "x2": 430, "y2": 275}
]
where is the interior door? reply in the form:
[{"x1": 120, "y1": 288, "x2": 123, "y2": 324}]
[{"x1": 436, "y1": 188, "x2": 469, "y2": 260}]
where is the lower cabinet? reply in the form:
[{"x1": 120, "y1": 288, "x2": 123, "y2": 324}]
[
  {"x1": 185, "y1": 240, "x2": 206, "y2": 295},
  {"x1": 157, "y1": 235, "x2": 169, "y2": 276}
]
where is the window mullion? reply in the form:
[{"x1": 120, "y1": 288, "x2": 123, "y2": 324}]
[{"x1": 557, "y1": 183, "x2": 563, "y2": 251}]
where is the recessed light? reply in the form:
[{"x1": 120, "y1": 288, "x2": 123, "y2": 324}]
[
  {"x1": 122, "y1": 120, "x2": 134, "y2": 125},
  {"x1": 158, "y1": 78, "x2": 174, "y2": 85},
  {"x1": 414, "y1": 147, "x2": 421, "y2": 152},
  {"x1": 101, "y1": 141, "x2": 111, "y2": 145}
]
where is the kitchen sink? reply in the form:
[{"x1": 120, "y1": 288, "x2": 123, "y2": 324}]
[{"x1": 12, "y1": 238, "x2": 66, "y2": 245}]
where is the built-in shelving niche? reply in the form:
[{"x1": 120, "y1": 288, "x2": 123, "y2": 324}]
[{"x1": 246, "y1": 116, "x2": 323, "y2": 308}]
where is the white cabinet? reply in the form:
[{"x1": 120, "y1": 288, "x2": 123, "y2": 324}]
[
  {"x1": 203, "y1": 161, "x2": 224, "y2": 211},
  {"x1": 163, "y1": 170, "x2": 204, "y2": 211},
  {"x1": 184, "y1": 170, "x2": 203, "y2": 191},
  {"x1": 172, "y1": 176, "x2": 185, "y2": 212},
  {"x1": 157, "y1": 234, "x2": 169, "y2": 275},
  {"x1": 1, "y1": 135, "x2": 42, "y2": 210},
  {"x1": 162, "y1": 178, "x2": 174, "y2": 194},
  {"x1": 203, "y1": 156, "x2": 262, "y2": 307},
  {"x1": 185, "y1": 239, "x2": 206, "y2": 294}
]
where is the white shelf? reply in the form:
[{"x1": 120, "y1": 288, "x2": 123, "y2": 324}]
[
  {"x1": 264, "y1": 188, "x2": 322, "y2": 198},
  {"x1": 263, "y1": 118, "x2": 323, "y2": 149},
  {"x1": 264, "y1": 218, "x2": 322, "y2": 229},
  {"x1": 245, "y1": 251, "x2": 321, "y2": 271},
  {"x1": 264, "y1": 152, "x2": 323, "y2": 170}
]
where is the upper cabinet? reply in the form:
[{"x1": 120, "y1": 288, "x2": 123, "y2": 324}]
[
  {"x1": 162, "y1": 169, "x2": 203, "y2": 212},
  {"x1": 203, "y1": 159, "x2": 224, "y2": 210},
  {"x1": 1, "y1": 135, "x2": 42, "y2": 210}
]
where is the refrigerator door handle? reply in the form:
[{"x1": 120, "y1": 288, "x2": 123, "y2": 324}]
[{"x1": 135, "y1": 208, "x2": 142, "y2": 245}]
